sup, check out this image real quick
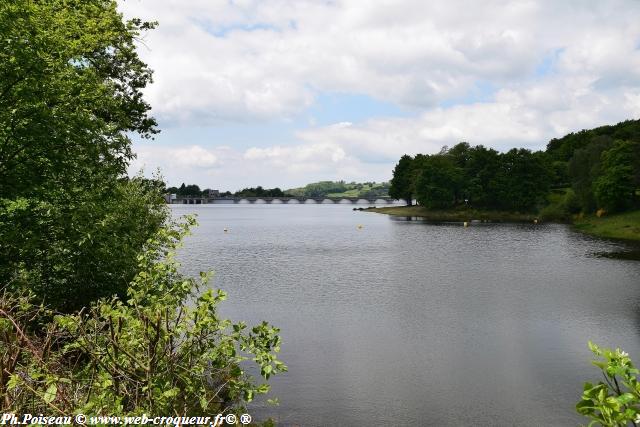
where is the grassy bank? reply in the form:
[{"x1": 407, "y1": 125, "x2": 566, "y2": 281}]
[
  {"x1": 366, "y1": 206, "x2": 539, "y2": 222},
  {"x1": 367, "y1": 206, "x2": 640, "y2": 242},
  {"x1": 573, "y1": 210, "x2": 640, "y2": 242}
]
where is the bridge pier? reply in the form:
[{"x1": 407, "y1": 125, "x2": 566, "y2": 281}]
[{"x1": 171, "y1": 196, "x2": 398, "y2": 205}]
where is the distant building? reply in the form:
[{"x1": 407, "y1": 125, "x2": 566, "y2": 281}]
[{"x1": 207, "y1": 189, "x2": 220, "y2": 198}]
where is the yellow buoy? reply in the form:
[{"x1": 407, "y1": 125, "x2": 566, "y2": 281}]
[
  {"x1": 463, "y1": 221, "x2": 469, "y2": 227},
  {"x1": 357, "y1": 224, "x2": 363, "y2": 230},
  {"x1": 533, "y1": 219, "x2": 538, "y2": 224}
]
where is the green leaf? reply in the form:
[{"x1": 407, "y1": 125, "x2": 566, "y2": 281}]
[{"x1": 43, "y1": 384, "x2": 57, "y2": 404}]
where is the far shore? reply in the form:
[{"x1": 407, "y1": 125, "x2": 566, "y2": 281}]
[
  {"x1": 365, "y1": 205, "x2": 541, "y2": 223},
  {"x1": 366, "y1": 205, "x2": 640, "y2": 243}
]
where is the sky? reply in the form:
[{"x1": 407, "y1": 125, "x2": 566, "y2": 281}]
[{"x1": 119, "y1": 0, "x2": 640, "y2": 191}]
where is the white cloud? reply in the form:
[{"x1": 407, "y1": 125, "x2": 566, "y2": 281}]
[
  {"x1": 118, "y1": 0, "x2": 640, "y2": 124},
  {"x1": 120, "y1": 0, "x2": 640, "y2": 187},
  {"x1": 129, "y1": 141, "x2": 386, "y2": 190}
]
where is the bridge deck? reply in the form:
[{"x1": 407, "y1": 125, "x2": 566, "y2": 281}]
[{"x1": 168, "y1": 196, "x2": 397, "y2": 204}]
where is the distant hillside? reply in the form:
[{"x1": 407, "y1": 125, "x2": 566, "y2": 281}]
[
  {"x1": 286, "y1": 181, "x2": 390, "y2": 198},
  {"x1": 546, "y1": 119, "x2": 640, "y2": 162}
]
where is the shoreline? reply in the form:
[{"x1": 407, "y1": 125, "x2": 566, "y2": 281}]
[
  {"x1": 365, "y1": 206, "x2": 542, "y2": 223},
  {"x1": 366, "y1": 206, "x2": 640, "y2": 242}
]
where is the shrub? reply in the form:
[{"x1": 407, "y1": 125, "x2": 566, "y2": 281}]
[
  {"x1": 1, "y1": 217, "x2": 286, "y2": 416},
  {"x1": 577, "y1": 342, "x2": 640, "y2": 426}
]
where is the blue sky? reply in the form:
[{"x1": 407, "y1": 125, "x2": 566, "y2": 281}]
[{"x1": 121, "y1": 0, "x2": 640, "y2": 191}]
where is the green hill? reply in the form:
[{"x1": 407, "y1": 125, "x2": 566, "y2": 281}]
[{"x1": 286, "y1": 181, "x2": 390, "y2": 198}]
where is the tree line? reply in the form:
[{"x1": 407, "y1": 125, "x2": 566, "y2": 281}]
[
  {"x1": 389, "y1": 119, "x2": 640, "y2": 215},
  {"x1": 166, "y1": 183, "x2": 293, "y2": 197},
  {"x1": 167, "y1": 181, "x2": 391, "y2": 198}
]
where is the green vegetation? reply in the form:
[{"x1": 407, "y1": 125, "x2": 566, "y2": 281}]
[
  {"x1": 2, "y1": 218, "x2": 285, "y2": 415},
  {"x1": 234, "y1": 186, "x2": 292, "y2": 197},
  {"x1": 286, "y1": 180, "x2": 389, "y2": 198},
  {"x1": 386, "y1": 120, "x2": 640, "y2": 241},
  {"x1": 0, "y1": 0, "x2": 165, "y2": 311},
  {"x1": 389, "y1": 143, "x2": 553, "y2": 211},
  {"x1": 573, "y1": 210, "x2": 640, "y2": 241},
  {"x1": 166, "y1": 183, "x2": 294, "y2": 198},
  {"x1": 389, "y1": 155, "x2": 415, "y2": 205},
  {"x1": 577, "y1": 342, "x2": 640, "y2": 426},
  {"x1": 0, "y1": 0, "x2": 283, "y2": 418},
  {"x1": 367, "y1": 206, "x2": 539, "y2": 222}
]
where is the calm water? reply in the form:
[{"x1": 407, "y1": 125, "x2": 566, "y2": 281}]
[{"x1": 172, "y1": 204, "x2": 640, "y2": 426}]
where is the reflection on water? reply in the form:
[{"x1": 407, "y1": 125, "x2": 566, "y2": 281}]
[{"x1": 173, "y1": 204, "x2": 640, "y2": 427}]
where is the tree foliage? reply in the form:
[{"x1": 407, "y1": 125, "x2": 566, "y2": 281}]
[
  {"x1": 494, "y1": 149, "x2": 552, "y2": 211},
  {"x1": 0, "y1": 0, "x2": 163, "y2": 311},
  {"x1": 392, "y1": 144, "x2": 552, "y2": 212},
  {"x1": 0, "y1": 0, "x2": 285, "y2": 417},
  {"x1": 415, "y1": 155, "x2": 461, "y2": 209},
  {"x1": 389, "y1": 119, "x2": 640, "y2": 215},
  {"x1": 234, "y1": 187, "x2": 289, "y2": 197},
  {"x1": 1, "y1": 218, "x2": 286, "y2": 415},
  {"x1": 389, "y1": 155, "x2": 415, "y2": 205},
  {"x1": 577, "y1": 342, "x2": 640, "y2": 426},
  {"x1": 0, "y1": 0, "x2": 157, "y2": 196},
  {"x1": 547, "y1": 119, "x2": 640, "y2": 162},
  {"x1": 593, "y1": 141, "x2": 640, "y2": 213}
]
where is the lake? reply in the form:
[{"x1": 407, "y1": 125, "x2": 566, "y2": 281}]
[{"x1": 172, "y1": 204, "x2": 640, "y2": 426}]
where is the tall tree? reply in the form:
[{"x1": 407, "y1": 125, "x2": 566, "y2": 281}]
[
  {"x1": 568, "y1": 136, "x2": 613, "y2": 211},
  {"x1": 495, "y1": 149, "x2": 552, "y2": 211},
  {"x1": 0, "y1": 0, "x2": 164, "y2": 310},
  {"x1": 593, "y1": 140, "x2": 640, "y2": 212},
  {"x1": 463, "y1": 145, "x2": 501, "y2": 208},
  {"x1": 389, "y1": 155, "x2": 415, "y2": 205},
  {"x1": 415, "y1": 155, "x2": 462, "y2": 209}
]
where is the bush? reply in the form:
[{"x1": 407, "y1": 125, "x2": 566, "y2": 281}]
[
  {"x1": 1, "y1": 176, "x2": 169, "y2": 312},
  {"x1": 539, "y1": 188, "x2": 581, "y2": 221},
  {"x1": 577, "y1": 342, "x2": 640, "y2": 426},
  {"x1": 1, "y1": 217, "x2": 286, "y2": 416}
]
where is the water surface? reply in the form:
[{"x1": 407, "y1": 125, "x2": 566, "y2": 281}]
[{"x1": 173, "y1": 204, "x2": 640, "y2": 426}]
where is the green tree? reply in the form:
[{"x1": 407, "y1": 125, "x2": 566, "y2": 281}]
[
  {"x1": 593, "y1": 140, "x2": 640, "y2": 212},
  {"x1": 495, "y1": 149, "x2": 552, "y2": 211},
  {"x1": 456, "y1": 145, "x2": 501, "y2": 208},
  {"x1": 389, "y1": 155, "x2": 415, "y2": 205},
  {"x1": 0, "y1": 0, "x2": 162, "y2": 310},
  {"x1": 0, "y1": 0, "x2": 157, "y2": 196},
  {"x1": 2, "y1": 218, "x2": 286, "y2": 414},
  {"x1": 415, "y1": 155, "x2": 462, "y2": 209},
  {"x1": 546, "y1": 119, "x2": 640, "y2": 162},
  {"x1": 568, "y1": 136, "x2": 614, "y2": 212}
]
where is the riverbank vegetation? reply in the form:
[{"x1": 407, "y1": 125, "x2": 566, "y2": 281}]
[
  {"x1": 367, "y1": 206, "x2": 539, "y2": 222},
  {"x1": 166, "y1": 180, "x2": 391, "y2": 199},
  {"x1": 0, "y1": 0, "x2": 283, "y2": 418},
  {"x1": 573, "y1": 210, "x2": 640, "y2": 241},
  {"x1": 166, "y1": 183, "x2": 295, "y2": 198},
  {"x1": 387, "y1": 120, "x2": 640, "y2": 241}
]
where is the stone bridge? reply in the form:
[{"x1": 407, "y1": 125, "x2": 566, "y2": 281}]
[{"x1": 168, "y1": 196, "x2": 398, "y2": 205}]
